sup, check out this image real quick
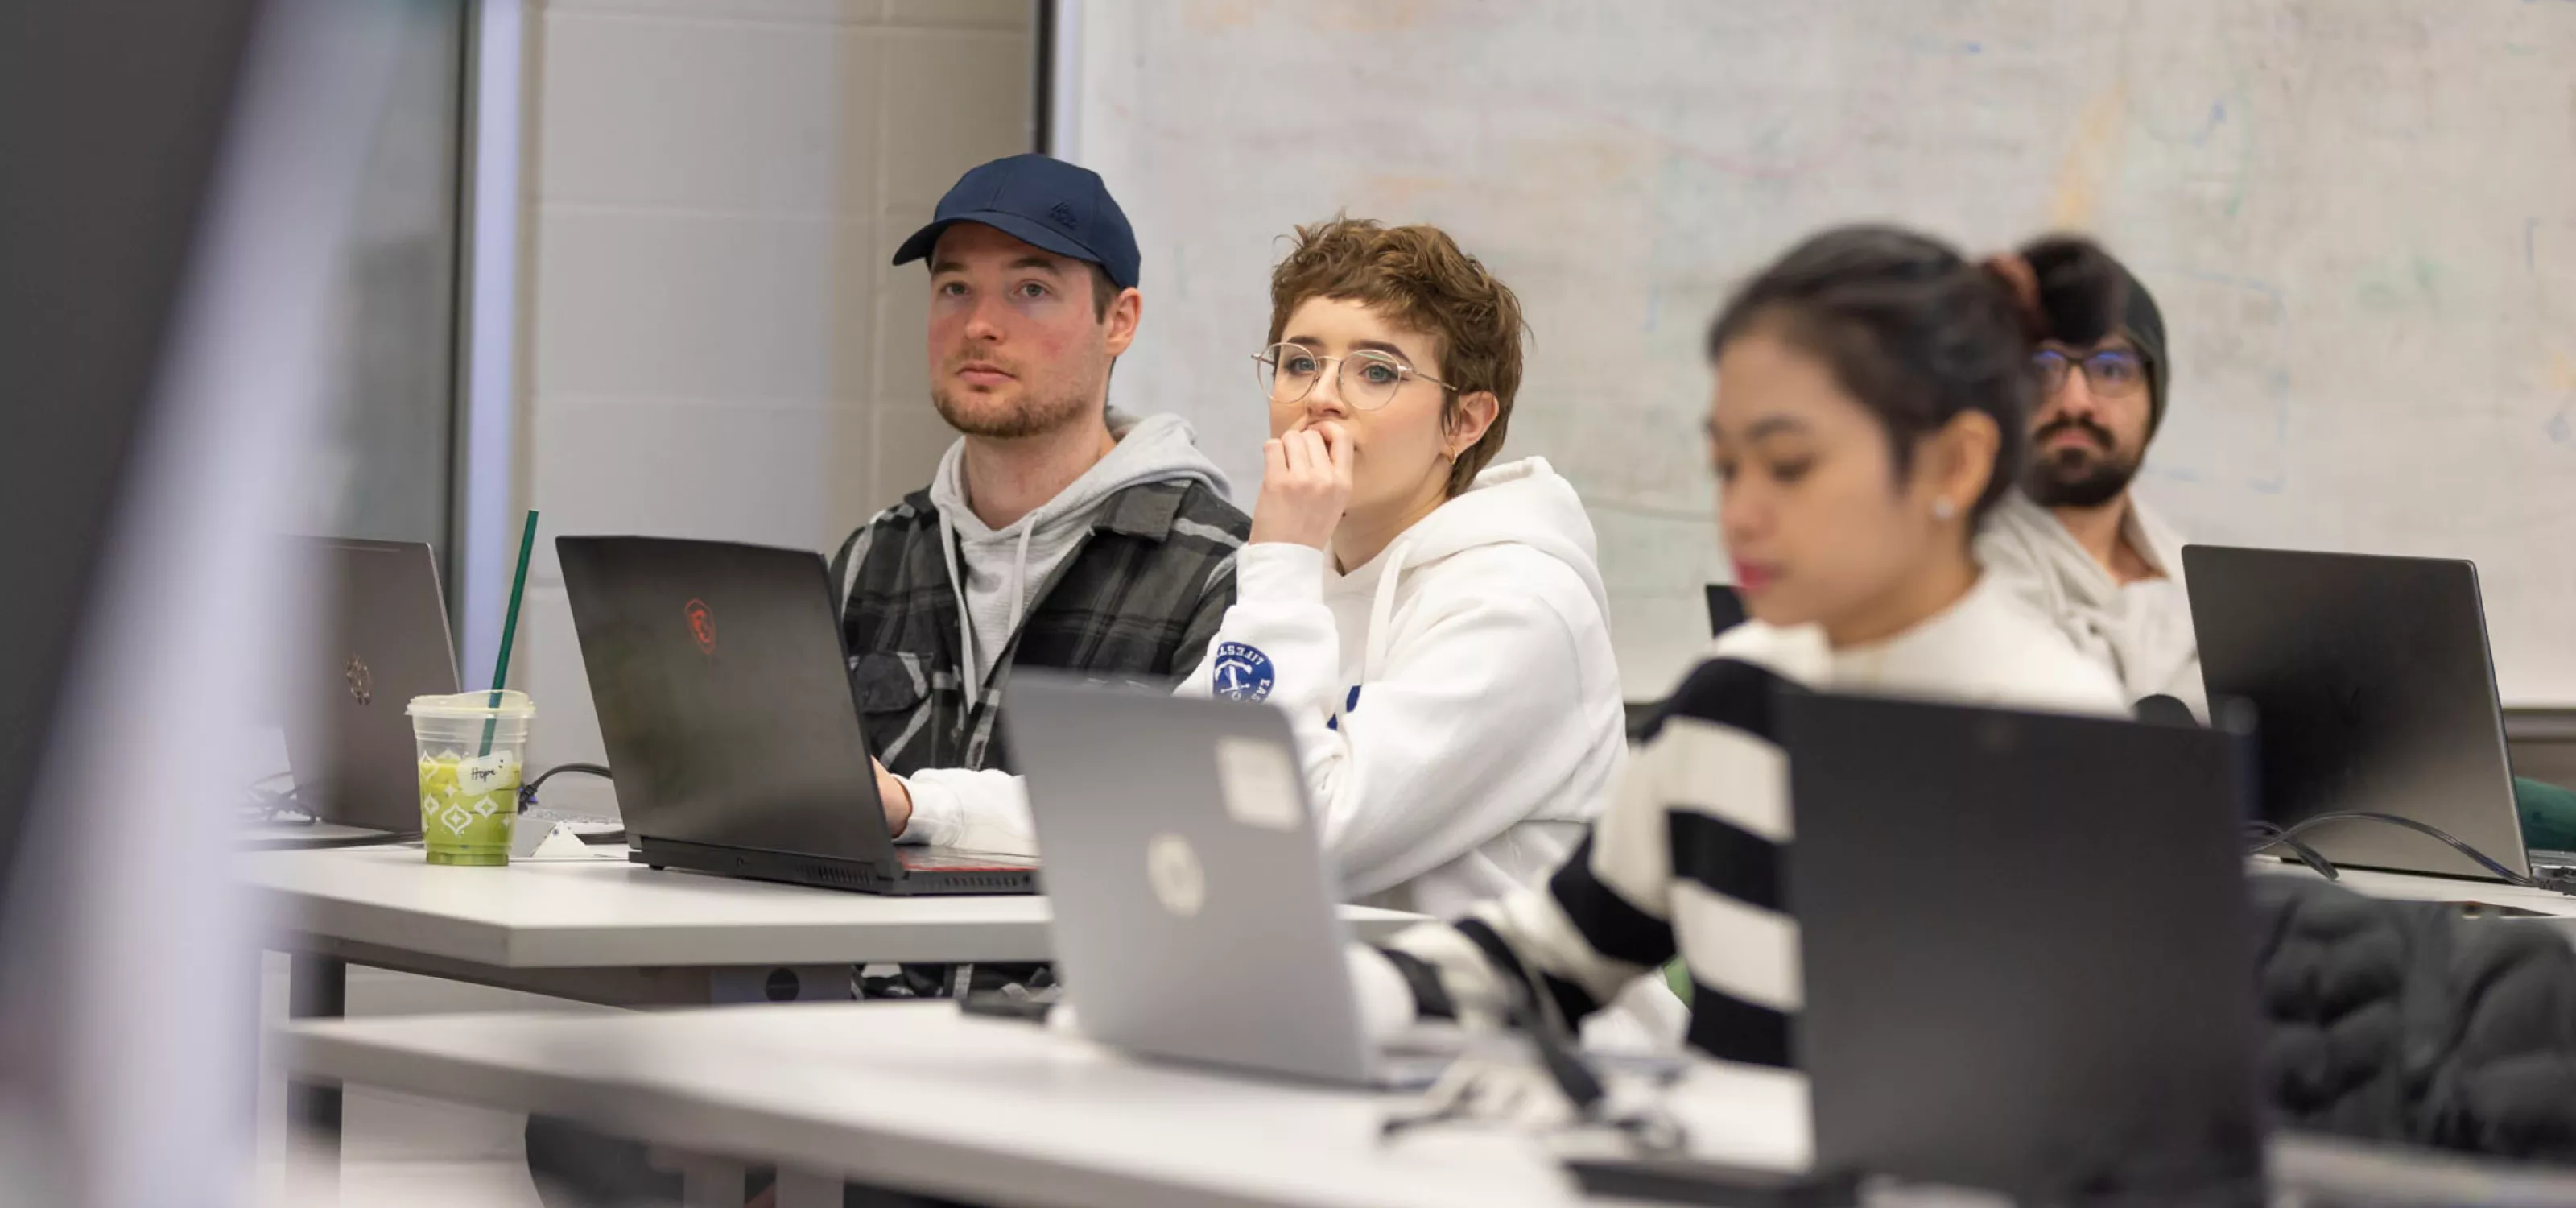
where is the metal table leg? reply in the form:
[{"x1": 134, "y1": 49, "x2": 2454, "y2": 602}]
[{"x1": 285, "y1": 953, "x2": 346, "y2": 1195}]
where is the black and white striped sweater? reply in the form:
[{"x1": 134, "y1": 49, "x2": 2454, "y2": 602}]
[{"x1": 1367, "y1": 574, "x2": 2128, "y2": 1067}]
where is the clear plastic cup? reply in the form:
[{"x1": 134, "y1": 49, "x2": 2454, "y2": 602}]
[{"x1": 407, "y1": 690, "x2": 535, "y2": 866}]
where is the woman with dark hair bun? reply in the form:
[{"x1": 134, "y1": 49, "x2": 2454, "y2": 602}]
[
  {"x1": 1975, "y1": 238, "x2": 2207, "y2": 716},
  {"x1": 1351, "y1": 225, "x2": 2126, "y2": 1067}
]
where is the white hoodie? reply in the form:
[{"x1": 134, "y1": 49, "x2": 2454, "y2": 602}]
[
  {"x1": 1174, "y1": 456, "x2": 1626, "y2": 917},
  {"x1": 1975, "y1": 490, "x2": 2205, "y2": 717},
  {"x1": 900, "y1": 457, "x2": 1628, "y2": 921}
]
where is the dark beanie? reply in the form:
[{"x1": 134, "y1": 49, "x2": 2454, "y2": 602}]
[
  {"x1": 2118, "y1": 264, "x2": 2171, "y2": 434},
  {"x1": 2022, "y1": 237, "x2": 2174, "y2": 436}
]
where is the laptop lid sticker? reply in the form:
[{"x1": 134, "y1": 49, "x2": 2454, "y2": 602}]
[{"x1": 1216, "y1": 734, "x2": 1303, "y2": 832}]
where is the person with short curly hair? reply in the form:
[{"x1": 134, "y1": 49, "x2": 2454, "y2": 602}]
[{"x1": 1175, "y1": 217, "x2": 1628, "y2": 920}]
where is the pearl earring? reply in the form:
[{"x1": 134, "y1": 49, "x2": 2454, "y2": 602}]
[{"x1": 1932, "y1": 499, "x2": 1958, "y2": 521}]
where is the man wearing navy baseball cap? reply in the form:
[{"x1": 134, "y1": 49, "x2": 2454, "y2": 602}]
[
  {"x1": 830, "y1": 154, "x2": 1248, "y2": 866},
  {"x1": 529, "y1": 155, "x2": 1245, "y2": 1200}
]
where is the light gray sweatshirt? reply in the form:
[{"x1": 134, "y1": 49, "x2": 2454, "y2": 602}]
[
  {"x1": 1975, "y1": 490, "x2": 2206, "y2": 717},
  {"x1": 924, "y1": 407, "x2": 1232, "y2": 707}
]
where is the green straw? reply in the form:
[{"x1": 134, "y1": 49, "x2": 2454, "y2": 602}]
[{"x1": 478, "y1": 508, "x2": 540, "y2": 756}]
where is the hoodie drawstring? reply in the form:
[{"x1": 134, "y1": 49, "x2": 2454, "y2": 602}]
[
  {"x1": 939, "y1": 510, "x2": 980, "y2": 711},
  {"x1": 1360, "y1": 536, "x2": 1414, "y2": 682},
  {"x1": 1006, "y1": 521, "x2": 1034, "y2": 643},
  {"x1": 943, "y1": 510, "x2": 1042, "y2": 714}
]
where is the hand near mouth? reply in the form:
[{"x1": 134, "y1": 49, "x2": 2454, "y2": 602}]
[{"x1": 1250, "y1": 420, "x2": 1355, "y2": 551}]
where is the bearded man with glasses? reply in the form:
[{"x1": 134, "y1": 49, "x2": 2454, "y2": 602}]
[{"x1": 1976, "y1": 240, "x2": 2206, "y2": 717}]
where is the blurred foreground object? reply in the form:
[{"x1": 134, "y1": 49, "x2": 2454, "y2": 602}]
[{"x1": 0, "y1": 1, "x2": 400, "y2": 1204}]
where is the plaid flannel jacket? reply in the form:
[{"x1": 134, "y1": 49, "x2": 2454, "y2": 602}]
[{"x1": 830, "y1": 478, "x2": 1247, "y2": 776}]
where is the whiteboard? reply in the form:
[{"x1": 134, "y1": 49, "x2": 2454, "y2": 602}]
[{"x1": 1066, "y1": 0, "x2": 2576, "y2": 703}]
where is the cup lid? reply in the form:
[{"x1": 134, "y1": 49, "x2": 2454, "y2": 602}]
[{"x1": 407, "y1": 689, "x2": 535, "y2": 719}]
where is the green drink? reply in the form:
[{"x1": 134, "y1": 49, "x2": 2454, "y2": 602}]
[{"x1": 407, "y1": 690, "x2": 535, "y2": 866}]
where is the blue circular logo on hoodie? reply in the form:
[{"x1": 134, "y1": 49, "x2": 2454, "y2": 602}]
[{"x1": 1210, "y1": 642, "x2": 1275, "y2": 702}]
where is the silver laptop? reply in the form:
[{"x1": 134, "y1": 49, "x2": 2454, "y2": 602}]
[
  {"x1": 1006, "y1": 676, "x2": 1451, "y2": 1087},
  {"x1": 258, "y1": 537, "x2": 460, "y2": 847}
]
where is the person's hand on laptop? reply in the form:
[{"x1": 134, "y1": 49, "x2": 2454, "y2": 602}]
[{"x1": 871, "y1": 758, "x2": 912, "y2": 836}]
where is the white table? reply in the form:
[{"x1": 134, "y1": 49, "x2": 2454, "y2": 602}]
[
  {"x1": 275, "y1": 1001, "x2": 1807, "y2": 1208},
  {"x1": 274, "y1": 1003, "x2": 2576, "y2": 1208},
  {"x1": 2250, "y1": 858, "x2": 2576, "y2": 937},
  {"x1": 245, "y1": 843, "x2": 1422, "y2": 1166},
  {"x1": 246, "y1": 844, "x2": 1423, "y2": 1007}
]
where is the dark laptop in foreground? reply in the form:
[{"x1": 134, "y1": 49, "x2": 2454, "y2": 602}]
[
  {"x1": 1779, "y1": 692, "x2": 2267, "y2": 1203},
  {"x1": 1705, "y1": 583, "x2": 1747, "y2": 636},
  {"x1": 250, "y1": 537, "x2": 460, "y2": 850},
  {"x1": 1746, "y1": 692, "x2": 2564, "y2": 1207},
  {"x1": 2186, "y1": 544, "x2": 2573, "y2": 883},
  {"x1": 556, "y1": 536, "x2": 1034, "y2": 896}
]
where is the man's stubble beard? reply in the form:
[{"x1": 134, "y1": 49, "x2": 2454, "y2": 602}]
[{"x1": 931, "y1": 372, "x2": 1099, "y2": 440}]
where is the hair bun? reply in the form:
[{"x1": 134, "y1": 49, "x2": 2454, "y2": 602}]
[{"x1": 1981, "y1": 254, "x2": 2046, "y2": 340}]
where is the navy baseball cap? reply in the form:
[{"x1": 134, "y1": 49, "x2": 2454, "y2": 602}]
[{"x1": 890, "y1": 154, "x2": 1141, "y2": 290}]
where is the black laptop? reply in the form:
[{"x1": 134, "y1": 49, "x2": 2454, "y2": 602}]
[
  {"x1": 2185, "y1": 544, "x2": 2561, "y2": 882},
  {"x1": 1778, "y1": 691, "x2": 2268, "y2": 1204},
  {"x1": 1705, "y1": 583, "x2": 1747, "y2": 636},
  {"x1": 251, "y1": 538, "x2": 460, "y2": 850},
  {"x1": 555, "y1": 536, "x2": 1035, "y2": 896}
]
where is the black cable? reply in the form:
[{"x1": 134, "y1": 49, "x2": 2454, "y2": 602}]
[
  {"x1": 237, "y1": 780, "x2": 426, "y2": 848},
  {"x1": 517, "y1": 763, "x2": 612, "y2": 813},
  {"x1": 242, "y1": 781, "x2": 312, "y2": 825},
  {"x1": 2269, "y1": 811, "x2": 2549, "y2": 890}
]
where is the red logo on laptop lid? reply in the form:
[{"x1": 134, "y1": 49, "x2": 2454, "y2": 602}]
[{"x1": 684, "y1": 598, "x2": 715, "y2": 653}]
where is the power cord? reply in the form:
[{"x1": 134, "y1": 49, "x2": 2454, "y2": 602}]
[
  {"x1": 2244, "y1": 822, "x2": 2339, "y2": 881},
  {"x1": 236, "y1": 776, "x2": 427, "y2": 848},
  {"x1": 1379, "y1": 939, "x2": 1686, "y2": 1152},
  {"x1": 242, "y1": 775, "x2": 312, "y2": 825},
  {"x1": 2252, "y1": 811, "x2": 2575, "y2": 896},
  {"x1": 517, "y1": 763, "x2": 613, "y2": 814},
  {"x1": 1495, "y1": 941, "x2": 1689, "y2": 1152}
]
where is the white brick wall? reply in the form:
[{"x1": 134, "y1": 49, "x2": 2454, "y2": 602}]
[{"x1": 517, "y1": 0, "x2": 1036, "y2": 807}]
